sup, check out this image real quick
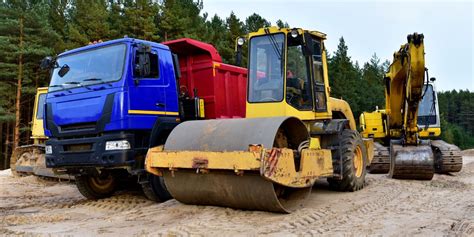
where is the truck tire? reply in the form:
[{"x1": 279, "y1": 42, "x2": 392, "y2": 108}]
[
  {"x1": 141, "y1": 174, "x2": 172, "y2": 202},
  {"x1": 327, "y1": 129, "x2": 367, "y2": 191},
  {"x1": 75, "y1": 173, "x2": 117, "y2": 199}
]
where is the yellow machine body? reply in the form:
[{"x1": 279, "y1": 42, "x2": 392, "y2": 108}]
[
  {"x1": 31, "y1": 87, "x2": 48, "y2": 143},
  {"x1": 146, "y1": 27, "x2": 372, "y2": 213},
  {"x1": 359, "y1": 109, "x2": 387, "y2": 139},
  {"x1": 10, "y1": 87, "x2": 70, "y2": 179}
]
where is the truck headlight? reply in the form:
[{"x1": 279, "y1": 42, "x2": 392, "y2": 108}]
[
  {"x1": 105, "y1": 140, "x2": 131, "y2": 150},
  {"x1": 45, "y1": 145, "x2": 53, "y2": 154}
]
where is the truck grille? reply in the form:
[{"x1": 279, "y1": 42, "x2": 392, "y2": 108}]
[
  {"x1": 60, "y1": 122, "x2": 96, "y2": 131},
  {"x1": 63, "y1": 143, "x2": 92, "y2": 152}
]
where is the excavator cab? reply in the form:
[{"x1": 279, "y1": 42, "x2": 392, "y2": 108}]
[{"x1": 418, "y1": 81, "x2": 441, "y2": 138}]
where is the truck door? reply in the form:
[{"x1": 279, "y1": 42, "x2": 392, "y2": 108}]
[{"x1": 128, "y1": 45, "x2": 168, "y2": 116}]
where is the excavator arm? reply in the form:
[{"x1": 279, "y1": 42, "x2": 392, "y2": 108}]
[
  {"x1": 385, "y1": 33, "x2": 426, "y2": 145},
  {"x1": 385, "y1": 33, "x2": 435, "y2": 180}
]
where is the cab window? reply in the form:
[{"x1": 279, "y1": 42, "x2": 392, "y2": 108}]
[
  {"x1": 311, "y1": 38, "x2": 327, "y2": 111},
  {"x1": 134, "y1": 49, "x2": 159, "y2": 79},
  {"x1": 36, "y1": 93, "x2": 46, "y2": 119},
  {"x1": 286, "y1": 38, "x2": 312, "y2": 110},
  {"x1": 248, "y1": 34, "x2": 285, "y2": 103}
]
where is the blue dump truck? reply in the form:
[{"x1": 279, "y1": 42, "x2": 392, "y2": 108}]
[{"x1": 41, "y1": 38, "x2": 247, "y2": 200}]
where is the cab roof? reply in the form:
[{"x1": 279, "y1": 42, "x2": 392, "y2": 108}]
[{"x1": 58, "y1": 38, "x2": 170, "y2": 57}]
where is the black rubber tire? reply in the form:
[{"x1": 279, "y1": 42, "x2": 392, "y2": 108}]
[
  {"x1": 75, "y1": 173, "x2": 117, "y2": 199},
  {"x1": 141, "y1": 174, "x2": 172, "y2": 202},
  {"x1": 327, "y1": 129, "x2": 368, "y2": 192}
]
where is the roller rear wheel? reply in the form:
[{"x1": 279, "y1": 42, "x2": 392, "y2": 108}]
[{"x1": 328, "y1": 130, "x2": 367, "y2": 191}]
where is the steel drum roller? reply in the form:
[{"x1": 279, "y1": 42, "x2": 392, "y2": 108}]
[{"x1": 162, "y1": 117, "x2": 312, "y2": 213}]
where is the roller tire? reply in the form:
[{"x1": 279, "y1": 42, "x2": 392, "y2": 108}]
[
  {"x1": 75, "y1": 173, "x2": 117, "y2": 199},
  {"x1": 141, "y1": 174, "x2": 172, "y2": 202},
  {"x1": 327, "y1": 130, "x2": 367, "y2": 192}
]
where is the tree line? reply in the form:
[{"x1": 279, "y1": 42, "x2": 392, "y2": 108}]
[{"x1": 0, "y1": 0, "x2": 472, "y2": 169}]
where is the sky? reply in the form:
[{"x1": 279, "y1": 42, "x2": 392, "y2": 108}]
[{"x1": 201, "y1": 0, "x2": 473, "y2": 91}]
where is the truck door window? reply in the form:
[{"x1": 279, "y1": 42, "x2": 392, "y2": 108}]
[
  {"x1": 135, "y1": 50, "x2": 159, "y2": 79},
  {"x1": 286, "y1": 42, "x2": 312, "y2": 110},
  {"x1": 311, "y1": 39, "x2": 327, "y2": 111}
]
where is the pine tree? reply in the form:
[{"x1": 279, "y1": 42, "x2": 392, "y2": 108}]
[
  {"x1": 0, "y1": 0, "x2": 58, "y2": 152},
  {"x1": 360, "y1": 53, "x2": 385, "y2": 111},
  {"x1": 328, "y1": 37, "x2": 363, "y2": 118},
  {"x1": 205, "y1": 14, "x2": 228, "y2": 59},
  {"x1": 107, "y1": 0, "x2": 125, "y2": 39},
  {"x1": 275, "y1": 19, "x2": 289, "y2": 28},
  {"x1": 67, "y1": 0, "x2": 110, "y2": 48},
  {"x1": 122, "y1": 0, "x2": 159, "y2": 41},
  {"x1": 223, "y1": 11, "x2": 245, "y2": 65},
  {"x1": 48, "y1": 0, "x2": 69, "y2": 52},
  {"x1": 158, "y1": 0, "x2": 206, "y2": 41},
  {"x1": 245, "y1": 13, "x2": 270, "y2": 33}
]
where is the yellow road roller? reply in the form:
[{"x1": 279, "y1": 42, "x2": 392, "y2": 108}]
[{"x1": 146, "y1": 27, "x2": 374, "y2": 213}]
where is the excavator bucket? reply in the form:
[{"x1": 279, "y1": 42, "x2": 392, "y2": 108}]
[
  {"x1": 146, "y1": 117, "x2": 334, "y2": 213},
  {"x1": 389, "y1": 140, "x2": 434, "y2": 180}
]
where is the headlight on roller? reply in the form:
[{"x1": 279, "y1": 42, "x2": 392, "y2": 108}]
[
  {"x1": 105, "y1": 140, "x2": 131, "y2": 151},
  {"x1": 45, "y1": 145, "x2": 53, "y2": 154}
]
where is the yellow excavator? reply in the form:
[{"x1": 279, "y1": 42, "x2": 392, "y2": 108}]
[
  {"x1": 360, "y1": 80, "x2": 463, "y2": 174},
  {"x1": 10, "y1": 87, "x2": 69, "y2": 179},
  {"x1": 145, "y1": 27, "x2": 374, "y2": 213},
  {"x1": 359, "y1": 33, "x2": 462, "y2": 180}
]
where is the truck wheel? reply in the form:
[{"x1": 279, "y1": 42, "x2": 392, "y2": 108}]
[
  {"x1": 327, "y1": 129, "x2": 367, "y2": 191},
  {"x1": 75, "y1": 173, "x2": 117, "y2": 199},
  {"x1": 141, "y1": 174, "x2": 172, "y2": 202}
]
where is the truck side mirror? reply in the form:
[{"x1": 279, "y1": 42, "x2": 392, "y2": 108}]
[
  {"x1": 134, "y1": 43, "x2": 151, "y2": 84},
  {"x1": 40, "y1": 56, "x2": 56, "y2": 70},
  {"x1": 58, "y1": 64, "x2": 70, "y2": 77}
]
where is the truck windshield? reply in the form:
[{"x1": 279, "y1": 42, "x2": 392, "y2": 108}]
[
  {"x1": 49, "y1": 44, "x2": 127, "y2": 92},
  {"x1": 248, "y1": 33, "x2": 285, "y2": 102},
  {"x1": 418, "y1": 84, "x2": 437, "y2": 125}
]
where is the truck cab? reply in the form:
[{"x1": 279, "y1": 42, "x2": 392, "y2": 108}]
[{"x1": 45, "y1": 38, "x2": 179, "y2": 169}]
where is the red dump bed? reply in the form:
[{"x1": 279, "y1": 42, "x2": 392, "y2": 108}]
[{"x1": 163, "y1": 38, "x2": 247, "y2": 119}]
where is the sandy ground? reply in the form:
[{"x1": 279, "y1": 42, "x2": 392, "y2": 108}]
[{"x1": 1, "y1": 157, "x2": 473, "y2": 236}]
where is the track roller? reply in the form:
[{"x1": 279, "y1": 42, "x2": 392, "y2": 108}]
[
  {"x1": 431, "y1": 140, "x2": 463, "y2": 173},
  {"x1": 368, "y1": 142, "x2": 390, "y2": 174}
]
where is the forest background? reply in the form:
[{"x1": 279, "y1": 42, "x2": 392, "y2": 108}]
[{"x1": 0, "y1": 0, "x2": 472, "y2": 169}]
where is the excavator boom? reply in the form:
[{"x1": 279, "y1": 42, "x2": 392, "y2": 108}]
[{"x1": 384, "y1": 33, "x2": 434, "y2": 179}]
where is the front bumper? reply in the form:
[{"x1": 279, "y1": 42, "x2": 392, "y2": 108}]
[{"x1": 45, "y1": 132, "x2": 144, "y2": 170}]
